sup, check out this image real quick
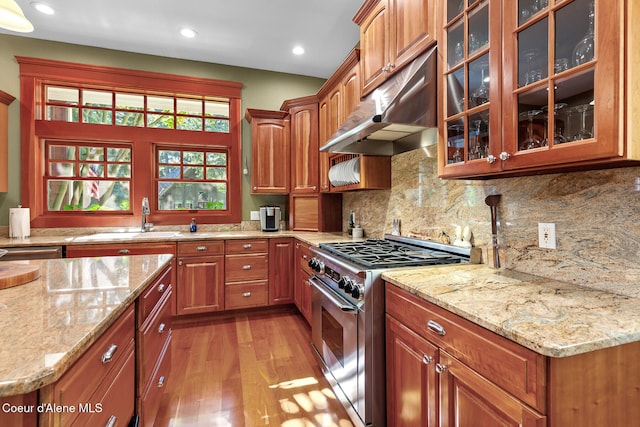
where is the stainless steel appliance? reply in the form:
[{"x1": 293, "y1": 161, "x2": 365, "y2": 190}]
[
  {"x1": 308, "y1": 234, "x2": 472, "y2": 427},
  {"x1": 259, "y1": 206, "x2": 280, "y2": 231}
]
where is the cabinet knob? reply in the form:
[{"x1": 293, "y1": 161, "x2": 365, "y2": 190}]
[
  {"x1": 242, "y1": 265, "x2": 252, "y2": 270},
  {"x1": 158, "y1": 323, "x2": 166, "y2": 333},
  {"x1": 105, "y1": 415, "x2": 117, "y2": 427},
  {"x1": 101, "y1": 344, "x2": 118, "y2": 364},
  {"x1": 196, "y1": 245, "x2": 207, "y2": 251},
  {"x1": 178, "y1": 260, "x2": 183, "y2": 266},
  {"x1": 157, "y1": 376, "x2": 166, "y2": 388},
  {"x1": 243, "y1": 244, "x2": 252, "y2": 249},
  {"x1": 435, "y1": 363, "x2": 448, "y2": 374},
  {"x1": 312, "y1": 186, "x2": 317, "y2": 190},
  {"x1": 253, "y1": 186, "x2": 258, "y2": 190},
  {"x1": 422, "y1": 355, "x2": 433, "y2": 365},
  {"x1": 242, "y1": 292, "x2": 252, "y2": 297},
  {"x1": 157, "y1": 283, "x2": 166, "y2": 293},
  {"x1": 486, "y1": 154, "x2": 497, "y2": 164},
  {"x1": 427, "y1": 320, "x2": 446, "y2": 336},
  {"x1": 499, "y1": 151, "x2": 511, "y2": 161},
  {"x1": 119, "y1": 249, "x2": 130, "y2": 255}
]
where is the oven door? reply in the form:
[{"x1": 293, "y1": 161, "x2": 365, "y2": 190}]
[{"x1": 309, "y1": 276, "x2": 360, "y2": 409}]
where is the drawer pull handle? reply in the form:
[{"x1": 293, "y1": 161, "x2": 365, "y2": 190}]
[
  {"x1": 435, "y1": 363, "x2": 448, "y2": 374},
  {"x1": 105, "y1": 415, "x2": 117, "y2": 427},
  {"x1": 243, "y1": 244, "x2": 252, "y2": 249},
  {"x1": 243, "y1": 292, "x2": 252, "y2": 297},
  {"x1": 158, "y1": 323, "x2": 166, "y2": 333},
  {"x1": 118, "y1": 249, "x2": 130, "y2": 255},
  {"x1": 157, "y1": 283, "x2": 166, "y2": 293},
  {"x1": 427, "y1": 320, "x2": 446, "y2": 336},
  {"x1": 422, "y1": 355, "x2": 433, "y2": 365},
  {"x1": 196, "y1": 246, "x2": 207, "y2": 251},
  {"x1": 242, "y1": 265, "x2": 252, "y2": 270},
  {"x1": 157, "y1": 376, "x2": 166, "y2": 388},
  {"x1": 101, "y1": 344, "x2": 118, "y2": 364}
]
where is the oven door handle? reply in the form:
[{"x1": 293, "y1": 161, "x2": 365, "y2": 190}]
[{"x1": 309, "y1": 276, "x2": 358, "y2": 314}]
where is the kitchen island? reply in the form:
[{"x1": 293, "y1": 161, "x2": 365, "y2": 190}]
[{"x1": 0, "y1": 254, "x2": 173, "y2": 426}]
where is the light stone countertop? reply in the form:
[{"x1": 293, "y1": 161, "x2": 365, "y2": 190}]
[
  {"x1": 0, "y1": 254, "x2": 173, "y2": 397},
  {"x1": 382, "y1": 264, "x2": 640, "y2": 358}
]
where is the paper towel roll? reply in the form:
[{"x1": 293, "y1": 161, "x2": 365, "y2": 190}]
[{"x1": 9, "y1": 207, "x2": 30, "y2": 238}]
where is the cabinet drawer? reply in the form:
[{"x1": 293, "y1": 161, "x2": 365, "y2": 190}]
[
  {"x1": 70, "y1": 344, "x2": 135, "y2": 427},
  {"x1": 139, "y1": 291, "x2": 172, "y2": 389},
  {"x1": 139, "y1": 335, "x2": 172, "y2": 427},
  {"x1": 225, "y1": 254, "x2": 268, "y2": 282},
  {"x1": 177, "y1": 240, "x2": 224, "y2": 256},
  {"x1": 385, "y1": 284, "x2": 546, "y2": 411},
  {"x1": 225, "y1": 239, "x2": 268, "y2": 254},
  {"x1": 67, "y1": 242, "x2": 176, "y2": 257},
  {"x1": 296, "y1": 241, "x2": 313, "y2": 275},
  {"x1": 225, "y1": 281, "x2": 269, "y2": 309},
  {"x1": 46, "y1": 306, "x2": 134, "y2": 427},
  {"x1": 138, "y1": 266, "x2": 172, "y2": 323}
]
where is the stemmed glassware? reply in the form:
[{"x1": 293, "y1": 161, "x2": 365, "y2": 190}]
[
  {"x1": 470, "y1": 59, "x2": 489, "y2": 107},
  {"x1": 522, "y1": 49, "x2": 542, "y2": 86},
  {"x1": 573, "y1": 104, "x2": 593, "y2": 140},
  {"x1": 519, "y1": 110, "x2": 544, "y2": 150},
  {"x1": 572, "y1": 1, "x2": 595, "y2": 66}
]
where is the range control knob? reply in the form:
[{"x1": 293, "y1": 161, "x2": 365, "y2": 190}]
[
  {"x1": 338, "y1": 276, "x2": 348, "y2": 289},
  {"x1": 351, "y1": 283, "x2": 365, "y2": 300},
  {"x1": 343, "y1": 278, "x2": 354, "y2": 293},
  {"x1": 307, "y1": 258, "x2": 324, "y2": 274}
]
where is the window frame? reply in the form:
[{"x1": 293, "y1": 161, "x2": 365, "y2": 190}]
[{"x1": 18, "y1": 56, "x2": 243, "y2": 228}]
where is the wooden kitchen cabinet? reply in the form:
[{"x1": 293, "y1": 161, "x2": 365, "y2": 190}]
[
  {"x1": 0, "y1": 90, "x2": 15, "y2": 193},
  {"x1": 136, "y1": 265, "x2": 172, "y2": 427},
  {"x1": 268, "y1": 238, "x2": 294, "y2": 305},
  {"x1": 294, "y1": 240, "x2": 313, "y2": 324},
  {"x1": 281, "y1": 96, "x2": 319, "y2": 194},
  {"x1": 327, "y1": 153, "x2": 391, "y2": 191},
  {"x1": 176, "y1": 241, "x2": 225, "y2": 315},
  {"x1": 386, "y1": 315, "x2": 438, "y2": 427},
  {"x1": 39, "y1": 306, "x2": 136, "y2": 427},
  {"x1": 355, "y1": 0, "x2": 436, "y2": 96},
  {"x1": 386, "y1": 282, "x2": 640, "y2": 426},
  {"x1": 225, "y1": 239, "x2": 269, "y2": 309},
  {"x1": 318, "y1": 48, "x2": 360, "y2": 192},
  {"x1": 245, "y1": 108, "x2": 290, "y2": 194},
  {"x1": 66, "y1": 242, "x2": 176, "y2": 258},
  {"x1": 439, "y1": 0, "x2": 634, "y2": 179}
]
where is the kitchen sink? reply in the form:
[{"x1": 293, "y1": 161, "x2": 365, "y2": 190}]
[{"x1": 74, "y1": 231, "x2": 182, "y2": 242}]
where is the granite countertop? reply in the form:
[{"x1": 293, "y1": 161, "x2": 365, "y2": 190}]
[
  {"x1": 0, "y1": 254, "x2": 173, "y2": 397},
  {"x1": 0, "y1": 230, "x2": 355, "y2": 248},
  {"x1": 382, "y1": 264, "x2": 640, "y2": 358}
]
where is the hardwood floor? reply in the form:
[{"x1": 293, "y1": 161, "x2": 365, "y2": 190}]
[{"x1": 154, "y1": 309, "x2": 355, "y2": 426}]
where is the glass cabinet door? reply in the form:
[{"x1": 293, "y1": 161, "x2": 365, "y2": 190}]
[
  {"x1": 502, "y1": 0, "x2": 622, "y2": 169},
  {"x1": 443, "y1": 0, "x2": 500, "y2": 171}
]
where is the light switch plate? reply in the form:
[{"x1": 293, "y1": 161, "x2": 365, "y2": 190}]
[{"x1": 250, "y1": 211, "x2": 260, "y2": 221}]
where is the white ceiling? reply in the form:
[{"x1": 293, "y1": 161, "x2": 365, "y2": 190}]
[{"x1": 4, "y1": 0, "x2": 364, "y2": 79}]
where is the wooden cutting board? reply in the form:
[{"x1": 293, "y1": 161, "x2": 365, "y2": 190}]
[{"x1": 0, "y1": 263, "x2": 41, "y2": 290}]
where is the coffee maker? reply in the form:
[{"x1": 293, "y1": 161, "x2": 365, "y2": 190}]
[{"x1": 259, "y1": 206, "x2": 281, "y2": 232}]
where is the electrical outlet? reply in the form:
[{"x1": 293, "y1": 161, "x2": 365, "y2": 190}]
[
  {"x1": 538, "y1": 223, "x2": 557, "y2": 249},
  {"x1": 250, "y1": 211, "x2": 260, "y2": 221}
]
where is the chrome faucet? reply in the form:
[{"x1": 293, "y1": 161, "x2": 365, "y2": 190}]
[{"x1": 141, "y1": 197, "x2": 153, "y2": 232}]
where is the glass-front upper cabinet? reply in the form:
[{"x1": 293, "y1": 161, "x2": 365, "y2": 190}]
[
  {"x1": 440, "y1": 0, "x2": 502, "y2": 175},
  {"x1": 501, "y1": 0, "x2": 623, "y2": 170}
]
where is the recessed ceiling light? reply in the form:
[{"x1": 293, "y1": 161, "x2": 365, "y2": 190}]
[
  {"x1": 31, "y1": 2, "x2": 55, "y2": 15},
  {"x1": 180, "y1": 28, "x2": 198, "y2": 38},
  {"x1": 292, "y1": 46, "x2": 305, "y2": 56}
]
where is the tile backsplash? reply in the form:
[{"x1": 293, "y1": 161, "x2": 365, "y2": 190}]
[{"x1": 343, "y1": 148, "x2": 640, "y2": 295}]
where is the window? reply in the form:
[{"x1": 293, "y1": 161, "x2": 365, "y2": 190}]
[
  {"x1": 19, "y1": 57, "x2": 242, "y2": 228},
  {"x1": 45, "y1": 141, "x2": 132, "y2": 211},
  {"x1": 156, "y1": 147, "x2": 228, "y2": 210}
]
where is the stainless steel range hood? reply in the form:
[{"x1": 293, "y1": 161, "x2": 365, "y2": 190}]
[{"x1": 320, "y1": 46, "x2": 437, "y2": 156}]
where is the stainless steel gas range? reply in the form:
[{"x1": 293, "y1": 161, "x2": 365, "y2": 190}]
[{"x1": 308, "y1": 234, "x2": 472, "y2": 427}]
